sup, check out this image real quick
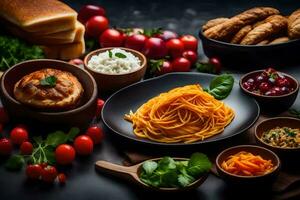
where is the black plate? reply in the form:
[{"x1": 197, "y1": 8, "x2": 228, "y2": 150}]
[{"x1": 102, "y1": 72, "x2": 260, "y2": 146}]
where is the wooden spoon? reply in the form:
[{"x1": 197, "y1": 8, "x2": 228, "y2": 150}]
[{"x1": 95, "y1": 157, "x2": 209, "y2": 192}]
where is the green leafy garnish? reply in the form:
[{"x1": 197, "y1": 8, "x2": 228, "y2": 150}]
[
  {"x1": 115, "y1": 52, "x2": 127, "y2": 58},
  {"x1": 108, "y1": 50, "x2": 113, "y2": 58},
  {"x1": 142, "y1": 28, "x2": 163, "y2": 37},
  {"x1": 40, "y1": 76, "x2": 57, "y2": 87},
  {"x1": 139, "y1": 153, "x2": 211, "y2": 188},
  {"x1": 0, "y1": 34, "x2": 44, "y2": 71},
  {"x1": 5, "y1": 127, "x2": 80, "y2": 170},
  {"x1": 205, "y1": 74, "x2": 234, "y2": 100},
  {"x1": 148, "y1": 59, "x2": 165, "y2": 74}
]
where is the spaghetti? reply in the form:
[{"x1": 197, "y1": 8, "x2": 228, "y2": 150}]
[{"x1": 124, "y1": 84, "x2": 235, "y2": 143}]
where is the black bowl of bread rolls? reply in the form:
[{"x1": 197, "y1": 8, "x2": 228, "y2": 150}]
[
  {"x1": 199, "y1": 7, "x2": 300, "y2": 70},
  {"x1": 0, "y1": 59, "x2": 97, "y2": 127}
]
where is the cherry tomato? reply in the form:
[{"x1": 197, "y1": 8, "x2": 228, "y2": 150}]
[
  {"x1": 171, "y1": 57, "x2": 191, "y2": 72},
  {"x1": 10, "y1": 127, "x2": 28, "y2": 145},
  {"x1": 166, "y1": 39, "x2": 184, "y2": 58},
  {"x1": 156, "y1": 61, "x2": 173, "y2": 76},
  {"x1": 0, "y1": 138, "x2": 13, "y2": 156},
  {"x1": 182, "y1": 50, "x2": 198, "y2": 65},
  {"x1": 0, "y1": 107, "x2": 9, "y2": 124},
  {"x1": 58, "y1": 173, "x2": 67, "y2": 184},
  {"x1": 124, "y1": 34, "x2": 148, "y2": 51},
  {"x1": 275, "y1": 78, "x2": 291, "y2": 88},
  {"x1": 20, "y1": 141, "x2": 33, "y2": 155},
  {"x1": 99, "y1": 29, "x2": 125, "y2": 47},
  {"x1": 41, "y1": 166, "x2": 58, "y2": 183},
  {"x1": 86, "y1": 126, "x2": 104, "y2": 144},
  {"x1": 96, "y1": 98, "x2": 105, "y2": 117},
  {"x1": 69, "y1": 58, "x2": 84, "y2": 67},
  {"x1": 40, "y1": 163, "x2": 48, "y2": 169},
  {"x1": 26, "y1": 164, "x2": 43, "y2": 180},
  {"x1": 155, "y1": 30, "x2": 178, "y2": 41},
  {"x1": 142, "y1": 37, "x2": 167, "y2": 59},
  {"x1": 78, "y1": 5, "x2": 106, "y2": 24},
  {"x1": 259, "y1": 82, "x2": 272, "y2": 93},
  {"x1": 85, "y1": 16, "x2": 109, "y2": 38},
  {"x1": 180, "y1": 35, "x2": 198, "y2": 51},
  {"x1": 55, "y1": 144, "x2": 76, "y2": 165},
  {"x1": 74, "y1": 135, "x2": 94, "y2": 155},
  {"x1": 209, "y1": 57, "x2": 222, "y2": 74}
]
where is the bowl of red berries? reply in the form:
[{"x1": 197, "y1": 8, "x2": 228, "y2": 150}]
[{"x1": 240, "y1": 68, "x2": 299, "y2": 113}]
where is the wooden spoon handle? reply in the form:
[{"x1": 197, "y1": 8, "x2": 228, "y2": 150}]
[{"x1": 95, "y1": 160, "x2": 137, "y2": 179}]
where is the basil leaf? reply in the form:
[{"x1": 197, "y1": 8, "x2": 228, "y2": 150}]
[
  {"x1": 157, "y1": 157, "x2": 176, "y2": 171},
  {"x1": 114, "y1": 52, "x2": 127, "y2": 58},
  {"x1": 178, "y1": 173, "x2": 195, "y2": 187},
  {"x1": 45, "y1": 131, "x2": 67, "y2": 147},
  {"x1": 66, "y1": 127, "x2": 80, "y2": 142},
  {"x1": 140, "y1": 172, "x2": 161, "y2": 187},
  {"x1": 40, "y1": 76, "x2": 57, "y2": 87},
  {"x1": 142, "y1": 161, "x2": 158, "y2": 175},
  {"x1": 160, "y1": 169, "x2": 178, "y2": 187},
  {"x1": 44, "y1": 147, "x2": 56, "y2": 165},
  {"x1": 108, "y1": 50, "x2": 112, "y2": 58},
  {"x1": 5, "y1": 155, "x2": 25, "y2": 171},
  {"x1": 187, "y1": 153, "x2": 212, "y2": 177},
  {"x1": 206, "y1": 74, "x2": 234, "y2": 100}
]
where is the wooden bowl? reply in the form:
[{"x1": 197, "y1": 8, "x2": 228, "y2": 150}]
[
  {"x1": 0, "y1": 59, "x2": 97, "y2": 127},
  {"x1": 255, "y1": 117, "x2": 300, "y2": 154},
  {"x1": 216, "y1": 145, "x2": 280, "y2": 185},
  {"x1": 239, "y1": 70, "x2": 299, "y2": 113},
  {"x1": 84, "y1": 47, "x2": 147, "y2": 94}
]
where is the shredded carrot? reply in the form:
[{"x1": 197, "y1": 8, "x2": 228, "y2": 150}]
[{"x1": 221, "y1": 151, "x2": 274, "y2": 176}]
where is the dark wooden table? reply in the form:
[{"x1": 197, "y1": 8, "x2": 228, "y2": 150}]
[{"x1": 1, "y1": 0, "x2": 300, "y2": 199}]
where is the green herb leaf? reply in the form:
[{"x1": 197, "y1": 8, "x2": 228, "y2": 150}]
[
  {"x1": 178, "y1": 173, "x2": 195, "y2": 187},
  {"x1": 148, "y1": 59, "x2": 165, "y2": 74},
  {"x1": 40, "y1": 76, "x2": 57, "y2": 87},
  {"x1": 108, "y1": 50, "x2": 113, "y2": 58},
  {"x1": 142, "y1": 161, "x2": 158, "y2": 175},
  {"x1": 160, "y1": 169, "x2": 178, "y2": 187},
  {"x1": 143, "y1": 28, "x2": 163, "y2": 37},
  {"x1": 5, "y1": 155, "x2": 25, "y2": 171},
  {"x1": 45, "y1": 131, "x2": 67, "y2": 147},
  {"x1": 66, "y1": 127, "x2": 80, "y2": 142},
  {"x1": 114, "y1": 52, "x2": 127, "y2": 58},
  {"x1": 187, "y1": 153, "x2": 212, "y2": 177},
  {"x1": 205, "y1": 74, "x2": 234, "y2": 100},
  {"x1": 196, "y1": 62, "x2": 215, "y2": 74},
  {"x1": 157, "y1": 157, "x2": 176, "y2": 171}
]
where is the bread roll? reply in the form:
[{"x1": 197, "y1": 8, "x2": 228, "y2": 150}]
[
  {"x1": 288, "y1": 9, "x2": 300, "y2": 39},
  {"x1": 0, "y1": 0, "x2": 77, "y2": 34}
]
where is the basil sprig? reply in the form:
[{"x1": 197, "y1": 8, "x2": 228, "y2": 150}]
[{"x1": 205, "y1": 74, "x2": 234, "y2": 100}]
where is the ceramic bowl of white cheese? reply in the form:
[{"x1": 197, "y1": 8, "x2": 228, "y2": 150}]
[{"x1": 84, "y1": 47, "x2": 147, "y2": 94}]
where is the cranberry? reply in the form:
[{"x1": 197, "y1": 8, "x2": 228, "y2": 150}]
[
  {"x1": 273, "y1": 86, "x2": 282, "y2": 95},
  {"x1": 242, "y1": 82, "x2": 253, "y2": 91},
  {"x1": 259, "y1": 82, "x2": 271, "y2": 93},
  {"x1": 265, "y1": 89, "x2": 277, "y2": 96},
  {"x1": 246, "y1": 78, "x2": 255, "y2": 84},
  {"x1": 280, "y1": 87, "x2": 290, "y2": 95},
  {"x1": 275, "y1": 78, "x2": 290, "y2": 88},
  {"x1": 255, "y1": 75, "x2": 266, "y2": 84}
]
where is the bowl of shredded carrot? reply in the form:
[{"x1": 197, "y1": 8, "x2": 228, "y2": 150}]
[{"x1": 216, "y1": 145, "x2": 280, "y2": 184}]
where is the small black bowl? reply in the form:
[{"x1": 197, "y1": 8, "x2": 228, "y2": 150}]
[
  {"x1": 239, "y1": 70, "x2": 299, "y2": 113},
  {"x1": 198, "y1": 30, "x2": 300, "y2": 70}
]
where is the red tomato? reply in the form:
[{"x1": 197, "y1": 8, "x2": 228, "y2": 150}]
[
  {"x1": 10, "y1": 127, "x2": 28, "y2": 145},
  {"x1": 180, "y1": 35, "x2": 198, "y2": 51},
  {"x1": 209, "y1": 57, "x2": 222, "y2": 74},
  {"x1": 55, "y1": 144, "x2": 76, "y2": 165},
  {"x1": 99, "y1": 29, "x2": 125, "y2": 47},
  {"x1": 124, "y1": 34, "x2": 148, "y2": 51},
  {"x1": 0, "y1": 107, "x2": 9, "y2": 124},
  {"x1": 0, "y1": 138, "x2": 13, "y2": 156},
  {"x1": 171, "y1": 57, "x2": 191, "y2": 72},
  {"x1": 86, "y1": 126, "x2": 104, "y2": 144},
  {"x1": 182, "y1": 50, "x2": 198, "y2": 65},
  {"x1": 95, "y1": 98, "x2": 105, "y2": 117},
  {"x1": 156, "y1": 61, "x2": 173, "y2": 75},
  {"x1": 166, "y1": 39, "x2": 184, "y2": 58},
  {"x1": 41, "y1": 166, "x2": 57, "y2": 183},
  {"x1": 78, "y1": 5, "x2": 106, "y2": 24},
  {"x1": 142, "y1": 37, "x2": 167, "y2": 59},
  {"x1": 20, "y1": 141, "x2": 33, "y2": 155},
  {"x1": 155, "y1": 30, "x2": 178, "y2": 41},
  {"x1": 58, "y1": 173, "x2": 67, "y2": 184},
  {"x1": 40, "y1": 163, "x2": 48, "y2": 169},
  {"x1": 85, "y1": 16, "x2": 109, "y2": 38},
  {"x1": 26, "y1": 164, "x2": 43, "y2": 180},
  {"x1": 74, "y1": 135, "x2": 94, "y2": 155}
]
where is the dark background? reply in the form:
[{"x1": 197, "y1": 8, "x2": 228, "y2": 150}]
[{"x1": 1, "y1": 1, "x2": 300, "y2": 200}]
